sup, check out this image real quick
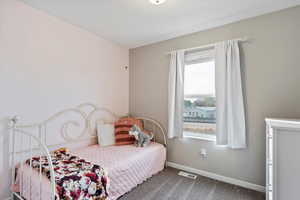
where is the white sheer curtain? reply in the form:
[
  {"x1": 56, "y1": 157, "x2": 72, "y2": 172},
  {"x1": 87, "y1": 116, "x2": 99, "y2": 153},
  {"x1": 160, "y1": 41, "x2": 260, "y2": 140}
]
[
  {"x1": 215, "y1": 40, "x2": 246, "y2": 149},
  {"x1": 168, "y1": 50, "x2": 185, "y2": 138}
]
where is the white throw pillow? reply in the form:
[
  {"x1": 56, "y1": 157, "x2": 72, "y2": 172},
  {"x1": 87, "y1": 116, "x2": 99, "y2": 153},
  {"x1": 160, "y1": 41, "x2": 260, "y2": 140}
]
[{"x1": 96, "y1": 121, "x2": 115, "y2": 147}]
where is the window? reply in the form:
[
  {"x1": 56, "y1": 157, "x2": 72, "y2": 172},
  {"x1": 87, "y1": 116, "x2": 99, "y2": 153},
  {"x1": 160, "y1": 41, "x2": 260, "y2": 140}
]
[{"x1": 183, "y1": 57, "x2": 216, "y2": 141}]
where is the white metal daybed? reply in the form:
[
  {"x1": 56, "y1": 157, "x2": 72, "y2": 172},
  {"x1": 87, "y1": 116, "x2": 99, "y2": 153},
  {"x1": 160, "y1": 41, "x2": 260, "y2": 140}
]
[{"x1": 9, "y1": 103, "x2": 167, "y2": 200}]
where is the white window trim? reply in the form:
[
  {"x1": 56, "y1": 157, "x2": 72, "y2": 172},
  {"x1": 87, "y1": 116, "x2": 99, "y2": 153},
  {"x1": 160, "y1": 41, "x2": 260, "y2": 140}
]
[
  {"x1": 183, "y1": 131, "x2": 216, "y2": 142},
  {"x1": 183, "y1": 49, "x2": 216, "y2": 142}
]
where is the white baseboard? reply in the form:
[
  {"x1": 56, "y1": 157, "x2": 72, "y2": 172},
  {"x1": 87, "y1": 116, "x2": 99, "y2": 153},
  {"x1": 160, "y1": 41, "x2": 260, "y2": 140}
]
[{"x1": 167, "y1": 161, "x2": 265, "y2": 193}]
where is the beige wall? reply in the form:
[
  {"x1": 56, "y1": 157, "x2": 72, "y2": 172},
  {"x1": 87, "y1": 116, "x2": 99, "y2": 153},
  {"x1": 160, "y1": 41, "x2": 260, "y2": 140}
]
[
  {"x1": 129, "y1": 6, "x2": 300, "y2": 186},
  {"x1": 0, "y1": 0, "x2": 129, "y2": 198}
]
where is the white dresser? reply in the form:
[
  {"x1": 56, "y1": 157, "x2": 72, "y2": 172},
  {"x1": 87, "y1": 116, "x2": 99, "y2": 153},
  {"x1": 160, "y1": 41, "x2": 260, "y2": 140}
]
[{"x1": 266, "y1": 118, "x2": 300, "y2": 200}]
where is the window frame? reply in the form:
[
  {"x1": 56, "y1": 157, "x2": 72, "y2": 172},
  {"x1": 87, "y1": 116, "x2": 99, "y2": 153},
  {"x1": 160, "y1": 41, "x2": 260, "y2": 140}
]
[{"x1": 182, "y1": 50, "x2": 216, "y2": 142}]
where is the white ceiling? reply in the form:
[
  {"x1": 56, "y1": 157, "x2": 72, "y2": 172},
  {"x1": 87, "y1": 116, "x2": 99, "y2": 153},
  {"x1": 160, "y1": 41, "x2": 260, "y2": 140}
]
[{"x1": 21, "y1": 0, "x2": 300, "y2": 48}]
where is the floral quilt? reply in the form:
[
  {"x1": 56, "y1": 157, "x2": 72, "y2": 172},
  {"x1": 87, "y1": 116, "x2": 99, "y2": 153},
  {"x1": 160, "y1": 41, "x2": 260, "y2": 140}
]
[{"x1": 26, "y1": 148, "x2": 109, "y2": 200}]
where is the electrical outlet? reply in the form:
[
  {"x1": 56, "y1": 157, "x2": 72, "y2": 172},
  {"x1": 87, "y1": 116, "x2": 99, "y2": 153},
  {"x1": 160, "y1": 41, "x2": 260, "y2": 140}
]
[{"x1": 200, "y1": 148, "x2": 207, "y2": 159}]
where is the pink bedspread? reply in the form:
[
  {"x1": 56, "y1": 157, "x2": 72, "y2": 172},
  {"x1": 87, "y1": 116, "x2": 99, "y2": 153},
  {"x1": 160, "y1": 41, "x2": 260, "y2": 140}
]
[{"x1": 14, "y1": 142, "x2": 166, "y2": 200}]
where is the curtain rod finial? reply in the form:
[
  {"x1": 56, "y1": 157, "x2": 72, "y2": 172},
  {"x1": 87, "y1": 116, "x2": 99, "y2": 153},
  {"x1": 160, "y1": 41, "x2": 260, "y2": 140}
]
[{"x1": 11, "y1": 115, "x2": 20, "y2": 124}]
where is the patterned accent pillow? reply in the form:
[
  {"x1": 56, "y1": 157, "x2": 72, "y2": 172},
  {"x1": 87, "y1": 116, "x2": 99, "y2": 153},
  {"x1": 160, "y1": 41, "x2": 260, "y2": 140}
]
[{"x1": 114, "y1": 117, "x2": 143, "y2": 146}]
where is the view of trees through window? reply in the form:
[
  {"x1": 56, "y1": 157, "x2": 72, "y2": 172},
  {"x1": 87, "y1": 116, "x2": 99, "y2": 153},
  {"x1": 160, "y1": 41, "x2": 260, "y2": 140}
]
[{"x1": 183, "y1": 60, "x2": 216, "y2": 137}]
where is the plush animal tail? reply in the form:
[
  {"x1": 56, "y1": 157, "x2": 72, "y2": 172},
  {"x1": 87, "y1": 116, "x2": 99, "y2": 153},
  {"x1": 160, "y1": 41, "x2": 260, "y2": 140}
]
[{"x1": 149, "y1": 132, "x2": 154, "y2": 140}]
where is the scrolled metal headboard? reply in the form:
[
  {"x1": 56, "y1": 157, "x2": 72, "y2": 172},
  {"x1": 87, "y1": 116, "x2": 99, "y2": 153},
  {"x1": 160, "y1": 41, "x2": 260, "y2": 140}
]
[
  {"x1": 76, "y1": 103, "x2": 119, "y2": 137},
  {"x1": 14, "y1": 107, "x2": 88, "y2": 142},
  {"x1": 77, "y1": 103, "x2": 167, "y2": 147},
  {"x1": 10, "y1": 103, "x2": 167, "y2": 152}
]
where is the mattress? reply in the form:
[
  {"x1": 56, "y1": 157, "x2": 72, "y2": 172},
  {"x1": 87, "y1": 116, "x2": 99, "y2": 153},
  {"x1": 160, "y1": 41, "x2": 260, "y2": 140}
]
[{"x1": 13, "y1": 142, "x2": 166, "y2": 200}]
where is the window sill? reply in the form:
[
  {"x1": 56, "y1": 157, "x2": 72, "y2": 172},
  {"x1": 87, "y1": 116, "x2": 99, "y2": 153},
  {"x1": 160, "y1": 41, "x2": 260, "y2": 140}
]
[{"x1": 183, "y1": 131, "x2": 216, "y2": 142}]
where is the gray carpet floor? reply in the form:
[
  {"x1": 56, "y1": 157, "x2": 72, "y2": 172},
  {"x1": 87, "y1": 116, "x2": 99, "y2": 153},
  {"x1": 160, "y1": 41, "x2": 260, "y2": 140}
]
[{"x1": 119, "y1": 167, "x2": 265, "y2": 200}]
